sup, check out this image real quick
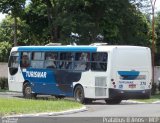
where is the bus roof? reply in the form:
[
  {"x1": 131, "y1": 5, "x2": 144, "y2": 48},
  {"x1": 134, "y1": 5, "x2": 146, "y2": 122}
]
[{"x1": 11, "y1": 45, "x2": 149, "y2": 52}]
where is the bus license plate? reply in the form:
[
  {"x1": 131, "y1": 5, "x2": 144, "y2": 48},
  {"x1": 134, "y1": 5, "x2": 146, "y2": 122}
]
[{"x1": 129, "y1": 84, "x2": 136, "y2": 88}]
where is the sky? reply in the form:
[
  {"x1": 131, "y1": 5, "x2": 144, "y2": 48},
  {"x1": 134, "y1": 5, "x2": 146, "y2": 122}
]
[
  {"x1": 155, "y1": 0, "x2": 160, "y2": 12},
  {"x1": 0, "y1": 0, "x2": 31, "y2": 22},
  {"x1": 0, "y1": 0, "x2": 160, "y2": 22}
]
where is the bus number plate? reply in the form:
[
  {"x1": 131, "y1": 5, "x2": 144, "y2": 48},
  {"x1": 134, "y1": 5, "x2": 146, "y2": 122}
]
[
  {"x1": 10, "y1": 76, "x2": 15, "y2": 81},
  {"x1": 129, "y1": 84, "x2": 136, "y2": 88}
]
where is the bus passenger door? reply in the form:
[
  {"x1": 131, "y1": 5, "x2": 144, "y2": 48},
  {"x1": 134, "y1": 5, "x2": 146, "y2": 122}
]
[{"x1": 8, "y1": 51, "x2": 24, "y2": 92}]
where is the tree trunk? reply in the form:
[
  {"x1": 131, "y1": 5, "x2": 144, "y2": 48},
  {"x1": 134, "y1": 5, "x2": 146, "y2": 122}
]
[
  {"x1": 44, "y1": 0, "x2": 54, "y2": 42},
  {"x1": 14, "y1": 16, "x2": 17, "y2": 46}
]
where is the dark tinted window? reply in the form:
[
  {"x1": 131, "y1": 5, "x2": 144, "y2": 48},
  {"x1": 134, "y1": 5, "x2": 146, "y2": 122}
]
[
  {"x1": 8, "y1": 52, "x2": 19, "y2": 68},
  {"x1": 91, "y1": 52, "x2": 108, "y2": 71},
  {"x1": 20, "y1": 52, "x2": 31, "y2": 68},
  {"x1": 8, "y1": 52, "x2": 19, "y2": 75},
  {"x1": 74, "y1": 52, "x2": 90, "y2": 71},
  {"x1": 45, "y1": 52, "x2": 58, "y2": 69},
  {"x1": 59, "y1": 52, "x2": 74, "y2": 69}
]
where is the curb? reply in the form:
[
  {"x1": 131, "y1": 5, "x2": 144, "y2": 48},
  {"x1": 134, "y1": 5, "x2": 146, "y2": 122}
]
[
  {"x1": 0, "y1": 91, "x2": 22, "y2": 95},
  {"x1": 122, "y1": 100, "x2": 160, "y2": 104},
  {"x1": 122, "y1": 100, "x2": 145, "y2": 104},
  {"x1": 2, "y1": 106, "x2": 87, "y2": 118},
  {"x1": 152, "y1": 101, "x2": 160, "y2": 104}
]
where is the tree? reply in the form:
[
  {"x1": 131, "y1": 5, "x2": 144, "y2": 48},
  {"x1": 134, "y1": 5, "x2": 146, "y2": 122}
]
[
  {"x1": 0, "y1": 15, "x2": 30, "y2": 45},
  {"x1": 0, "y1": 0, "x2": 26, "y2": 46},
  {"x1": 7, "y1": 0, "x2": 151, "y2": 46},
  {"x1": 155, "y1": 12, "x2": 160, "y2": 65},
  {"x1": 130, "y1": 0, "x2": 151, "y2": 13},
  {"x1": 0, "y1": 42, "x2": 11, "y2": 62},
  {"x1": 22, "y1": 1, "x2": 49, "y2": 45}
]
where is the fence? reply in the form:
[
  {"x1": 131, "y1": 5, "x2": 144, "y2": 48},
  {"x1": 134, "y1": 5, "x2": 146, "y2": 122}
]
[{"x1": 0, "y1": 62, "x2": 8, "y2": 78}]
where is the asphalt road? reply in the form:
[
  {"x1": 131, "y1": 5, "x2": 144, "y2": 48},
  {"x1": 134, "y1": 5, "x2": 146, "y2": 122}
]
[
  {"x1": 1, "y1": 92, "x2": 160, "y2": 123},
  {"x1": 58, "y1": 101, "x2": 160, "y2": 117}
]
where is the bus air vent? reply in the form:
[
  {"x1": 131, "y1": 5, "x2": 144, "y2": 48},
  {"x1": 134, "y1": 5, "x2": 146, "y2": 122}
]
[{"x1": 95, "y1": 77, "x2": 106, "y2": 96}]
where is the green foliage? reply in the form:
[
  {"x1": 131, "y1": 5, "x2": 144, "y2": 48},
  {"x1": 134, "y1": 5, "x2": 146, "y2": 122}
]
[
  {"x1": 134, "y1": 94, "x2": 160, "y2": 103},
  {"x1": 155, "y1": 12, "x2": 160, "y2": 65},
  {"x1": 27, "y1": 0, "x2": 151, "y2": 45},
  {"x1": 129, "y1": 0, "x2": 151, "y2": 13},
  {"x1": 0, "y1": 0, "x2": 26, "y2": 46},
  {"x1": 0, "y1": 0, "x2": 25, "y2": 16},
  {"x1": 0, "y1": 98, "x2": 82, "y2": 116},
  {"x1": 0, "y1": 16, "x2": 31, "y2": 45},
  {"x1": 0, "y1": 42, "x2": 11, "y2": 62},
  {"x1": 22, "y1": 1, "x2": 49, "y2": 45},
  {"x1": 0, "y1": 0, "x2": 152, "y2": 46},
  {"x1": 0, "y1": 77, "x2": 8, "y2": 90}
]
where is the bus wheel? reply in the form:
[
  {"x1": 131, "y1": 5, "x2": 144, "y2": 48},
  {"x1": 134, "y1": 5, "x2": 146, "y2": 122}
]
[
  {"x1": 105, "y1": 99, "x2": 122, "y2": 105},
  {"x1": 23, "y1": 83, "x2": 37, "y2": 99},
  {"x1": 74, "y1": 85, "x2": 85, "y2": 104},
  {"x1": 85, "y1": 99, "x2": 92, "y2": 104}
]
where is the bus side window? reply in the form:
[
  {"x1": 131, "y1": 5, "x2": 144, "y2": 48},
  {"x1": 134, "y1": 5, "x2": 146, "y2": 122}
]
[
  {"x1": 91, "y1": 52, "x2": 107, "y2": 71},
  {"x1": 91, "y1": 53, "x2": 97, "y2": 70},
  {"x1": 20, "y1": 52, "x2": 30, "y2": 68},
  {"x1": 45, "y1": 52, "x2": 58, "y2": 69},
  {"x1": 59, "y1": 53, "x2": 66, "y2": 69},
  {"x1": 65, "y1": 53, "x2": 74, "y2": 69},
  {"x1": 100, "y1": 53, "x2": 107, "y2": 71},
  {"x1": 31, "y1": 52, "x2": 44, "y2": 68},
  {"x1": 74, "y1": 52, "x2": 89, "y2": 71},
  {"x1": 59, "y1": 52, "x2": 73, "y2": 69}
]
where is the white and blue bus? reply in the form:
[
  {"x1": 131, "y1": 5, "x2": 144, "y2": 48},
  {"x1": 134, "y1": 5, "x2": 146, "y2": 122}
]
[{"x1": 8, "y1": 44, "x2": 152, "y2": 104}]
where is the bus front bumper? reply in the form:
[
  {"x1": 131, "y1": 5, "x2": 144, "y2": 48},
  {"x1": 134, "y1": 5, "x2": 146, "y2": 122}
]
[{"x1": 109, "y1": 88, "x2": 151, "y2": 99}]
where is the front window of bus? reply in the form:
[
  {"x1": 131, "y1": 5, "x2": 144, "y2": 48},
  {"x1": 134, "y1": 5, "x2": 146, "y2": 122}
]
[{"x1": 8, "y1": 52, "x2": 19, "y2": 75}]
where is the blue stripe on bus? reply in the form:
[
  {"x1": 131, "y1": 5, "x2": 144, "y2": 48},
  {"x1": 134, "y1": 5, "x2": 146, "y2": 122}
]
[
  {"x1": 118, "y1": 71, "x2": 140, "y2": 80},
  {"x1": 22, "y1": 68, "x2": 79, "y2": 96},
  {"x1": 118, "y1": 71, "x2": 140, "y2": 76},
  {"x1": 18, "y1": 46, "x2": 97, "y2": 52}
]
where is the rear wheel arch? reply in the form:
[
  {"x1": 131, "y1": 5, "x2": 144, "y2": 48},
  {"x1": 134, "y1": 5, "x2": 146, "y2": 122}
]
[
  {"x1": 73, "y1": 84, "x2": 86, "y2": 103},
  {"x1": 73, "y1": 84, "x2": 84, "y2": 93}
]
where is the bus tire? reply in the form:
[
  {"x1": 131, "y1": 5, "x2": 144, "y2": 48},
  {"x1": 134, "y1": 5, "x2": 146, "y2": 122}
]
[
  {"x1": 23, "y1": 83, "x2": 37, "y2": 99},
  {"x1": 74, "y1": 85, "x2": 85, "y2": 104},
  {"x1": 105, "y1": 99, "x2": 122, "y2": 105},
  {"x1": 85, "y1": 99, "x2": 92, "y2": 104}
]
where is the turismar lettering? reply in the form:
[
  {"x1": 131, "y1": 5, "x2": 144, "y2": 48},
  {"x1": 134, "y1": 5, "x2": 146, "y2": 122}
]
[{"x1": 26, "y1": 71, "x2": 47, "y2": 78}]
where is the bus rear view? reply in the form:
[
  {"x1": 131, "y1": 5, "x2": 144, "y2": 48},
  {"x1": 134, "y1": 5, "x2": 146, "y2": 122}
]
[{"x1": 107, "y1": 46, "x2": 152, "y2": 103}]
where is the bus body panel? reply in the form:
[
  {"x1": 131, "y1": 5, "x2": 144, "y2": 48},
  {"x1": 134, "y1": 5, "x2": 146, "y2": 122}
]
[
  {"x1": 108, "y1": 47, "x2": 152, "y2": 99},
  {"x1": 8, "y1": 45, "x2": 152, "y2": 100},
  {"x1": 8, "y1": 48, "x2": 25, "y2": 92},
  {"x1": 73, "y1": 71, "x2": 109, "y2": 99},
  {"x1": 8, "y1": 67, "x2": 24, "y2": 92}
]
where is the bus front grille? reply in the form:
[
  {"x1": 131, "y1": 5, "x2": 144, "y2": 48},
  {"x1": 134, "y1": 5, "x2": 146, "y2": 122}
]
[{"x1": 95, "y1": 77, "x2": 106, "y2": 96}]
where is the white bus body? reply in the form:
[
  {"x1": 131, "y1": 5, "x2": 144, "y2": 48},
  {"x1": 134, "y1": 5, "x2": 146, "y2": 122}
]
[{"x1": 8, "y1": 45, "x2": 152, "y2": 104}]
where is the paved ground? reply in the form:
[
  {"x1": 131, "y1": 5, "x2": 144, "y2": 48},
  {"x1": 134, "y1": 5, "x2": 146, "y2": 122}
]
[{"x1": 1, "y1": 92, "x2": 160, "y2": 123}]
